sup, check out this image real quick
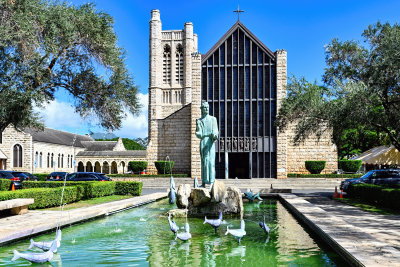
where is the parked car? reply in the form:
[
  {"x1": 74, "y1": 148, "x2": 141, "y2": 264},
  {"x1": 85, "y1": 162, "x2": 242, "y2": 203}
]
[
  {"x1": 67, "y1": 172, "x2": 111, "y2": 181},
  {"x1": 46, "y1": 172, "x2": 69, "y2": 181},
  {"x1": 11, "y1": 172, "x2": 38, "y2": 181},
  {"x1": 340, "y1": 169, "x2": 400, "y2": 192},
  {"x1": 0, "y1": 170, "x2": 22, "y2": 189}
]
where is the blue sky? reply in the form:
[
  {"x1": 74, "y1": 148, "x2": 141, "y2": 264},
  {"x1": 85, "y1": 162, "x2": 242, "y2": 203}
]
[{"x1": 41, "y1": 0, "x2": 400, "y2": 138}]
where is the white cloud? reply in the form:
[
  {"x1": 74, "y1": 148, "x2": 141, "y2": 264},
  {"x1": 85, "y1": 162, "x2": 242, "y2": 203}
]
[
  {"x1": 113, "y1": 92, "x2": 148, "y2": 138},
  {"x1": 36, "y1": 100, "x2": 84, "y2": 129},
  {"x1": 36, "y1": 92, "x2": 149, "y2": 138}
]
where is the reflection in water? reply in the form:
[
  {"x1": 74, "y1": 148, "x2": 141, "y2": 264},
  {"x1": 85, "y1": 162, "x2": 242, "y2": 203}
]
[
  {"x1": 227, "y1": 245, "x2": 246, "y2": 258},
  {"x1": 0, "y1": 199, "x2": 340, "y2": 266},
  {"x1": 275, "y1": 202, "x2": 323, "y2": 265},
  {"x1": 51, "y1": 254, "x2": 62, "y2": 267}
]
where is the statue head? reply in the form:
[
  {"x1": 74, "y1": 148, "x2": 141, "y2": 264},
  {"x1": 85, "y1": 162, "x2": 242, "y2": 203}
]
[{"x1": 200, "y1": 101, "x2": 209, "y2": 117}]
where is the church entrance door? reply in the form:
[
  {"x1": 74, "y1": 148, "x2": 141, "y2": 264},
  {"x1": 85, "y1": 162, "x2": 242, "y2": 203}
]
[{"x1": 228, "y1": 153, "x2": 249, "y2": 179}]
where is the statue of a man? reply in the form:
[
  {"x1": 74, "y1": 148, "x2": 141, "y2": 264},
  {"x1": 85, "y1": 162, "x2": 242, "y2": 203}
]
[{"x1": 195, "y1": 101, "x2": 219, "y2": 187}]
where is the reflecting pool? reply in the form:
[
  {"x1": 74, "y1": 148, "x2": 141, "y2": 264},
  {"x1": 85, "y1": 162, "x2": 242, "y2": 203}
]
[{"x1": 0, "y1": 199, "x2": 345, "y2": 266}]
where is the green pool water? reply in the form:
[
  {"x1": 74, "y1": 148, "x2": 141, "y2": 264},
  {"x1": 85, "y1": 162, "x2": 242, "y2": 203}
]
[{"x1": 0, "y1": 199, "x2": 345, "y2": 266}]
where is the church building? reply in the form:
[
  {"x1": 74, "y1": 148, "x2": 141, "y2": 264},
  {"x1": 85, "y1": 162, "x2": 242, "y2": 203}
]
[{"x1": 146, "y1": 10, "x2": 338, "y2": 179}]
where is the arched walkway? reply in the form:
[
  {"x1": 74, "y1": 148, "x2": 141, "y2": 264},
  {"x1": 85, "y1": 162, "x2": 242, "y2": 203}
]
[
  {"x1": 111, "y1": 161, "x2": 118, "y2": 174},
  {"x1": 86, "y1": 162, "x2": 93, "y2": 172},
  {"x1": 77, "y1": 161, "x2": 84, "y2": 172},
  {"x1": 102, "y1": 161, "x2": 109, "y2": 174},
  {"x1": 94, "y1": 161, "x2": 101, "y2": 173}
]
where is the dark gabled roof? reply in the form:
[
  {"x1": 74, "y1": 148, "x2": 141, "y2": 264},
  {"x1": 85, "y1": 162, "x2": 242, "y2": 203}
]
[
  {"x1": 76, "y1": 150, "x2": 146, "y2": 157},
  {"x1": 81, "y1": 141, "x2": 118, "y2": 151},
  {"x1": 201, "y1": 20, "x2": 276, "y2": 64},
  {"x1": 23, "y1": 128, "x2": 93, "y2": 148}
]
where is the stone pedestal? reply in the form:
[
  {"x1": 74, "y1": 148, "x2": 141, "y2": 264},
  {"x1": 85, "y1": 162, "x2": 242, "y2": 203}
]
[{"x1": 175, "y1": 181, "x2": 243, "y2": 217}]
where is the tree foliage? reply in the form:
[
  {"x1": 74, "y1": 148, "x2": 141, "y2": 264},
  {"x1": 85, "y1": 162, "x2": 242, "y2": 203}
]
[
  {"x1": 276, "y1": 22, "x2": 400, "y2": 153},
  {"x1": 95, "y1": 137, "x2": 145, "y2": 150},
  {"x1": 0, "y1": 0, "x2": 140, "y2": 132}
]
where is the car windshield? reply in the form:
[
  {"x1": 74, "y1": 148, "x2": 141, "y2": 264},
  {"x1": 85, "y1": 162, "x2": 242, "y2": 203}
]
[
  {"x1": 361, "y1": 171, "x2": 375, "y2": 179},
  {"x1": 96, "y1": 173, "x2": 109, "y2": 179},
  {"x1": 51, "y1": 172, "x2": 67, "y2": 177},
  {"x1": 0, "y1": 172, "x2": 14, "y2": 178},
  {"x1": 12, "y1": 172, "x2": 28, "y2": 178}
]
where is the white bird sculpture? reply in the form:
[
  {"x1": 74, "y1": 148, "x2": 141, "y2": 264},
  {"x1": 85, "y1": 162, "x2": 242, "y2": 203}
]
[
  {"x1": 176, "y1": 222, "x2": 192, "y2": 241},
  {"x1": 258, "y1": 215, "x2": 270, "y2": 235},
  {"x1": 204, "y1": 212, "x2": 223, "y2": 233},
  {"x1": 225, "y1": 220, "x2": 246, "y2": 243},
  {"x1": 168, "y1": 213, "x2": 179, "y2": 235},
  {"x1": 12, "y1": 239, "x2": 58, "y2": 263},
  {"x1": 28, "y1": 229, "x2": 62, "y2": 252}
]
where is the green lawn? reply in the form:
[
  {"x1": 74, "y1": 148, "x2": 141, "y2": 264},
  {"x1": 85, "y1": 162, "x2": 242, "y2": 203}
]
[
  {"x1": 44, "y1": 195, "x2": 133, "y2": 211},
  {"x1": 337, "y1": 198, "x2": 400, "y2": 215}
]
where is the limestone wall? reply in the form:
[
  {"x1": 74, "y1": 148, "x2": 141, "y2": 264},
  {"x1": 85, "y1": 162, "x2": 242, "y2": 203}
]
[
  {"x1": 157, "y1": 105, "x2": 192, "y2": 174},
  {"x1": 275, "y1": 50, "x2": 287, "y2": 179},
  {"x1": 286, "y1": 123, "x2": 338, "y2": 174},
  {"x1": 0, "y1": 126, "x2": 33, "y2": 172},
  {"x1": 190, "y1": 54, "x2": 202, "y2": 179},
  {"x1": 32, "y1": 141, "x2": 84, "y2": 173}
]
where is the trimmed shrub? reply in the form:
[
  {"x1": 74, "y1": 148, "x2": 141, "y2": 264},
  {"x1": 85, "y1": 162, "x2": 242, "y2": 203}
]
[
  {"x1": 89, "y1": 182, "x2": 116, "y2": 198},
  {"x1": 305, "y1": 161, "x2": 326, "y2": 174},
  {"x1": 115, "y1": 181, "x2": 142, "y2": 196},
  {"x1": 22, "y1": 181, "x2": 116, "y2": 199},
  {"x1": 0, "y1": 179, "x2": 12, "y2": 191},
  {"x1": 0, "y1": 186, "x2": 80, "y2": 209},
  {"x1": 128, "y1": 161, "x2": 148, "y2": 172},
  {"x1": 347, "y1": 184, "x2": 400, "y2": 210},
  {"x1": 33, "y1": 173, "x2": 48, "y2": 181},
  {"x1": 287, "y1": 173, "x2": 362, "y2": 178},
  {"x1": 155, "y1": 161, "x2": 175, "y2": 174},
  {"x1": 338, "y1": 160, "x2": 362, "y2": 173}
]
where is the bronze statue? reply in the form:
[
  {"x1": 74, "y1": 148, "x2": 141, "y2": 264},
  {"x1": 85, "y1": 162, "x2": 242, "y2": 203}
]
[{"x1": 195, "y1": 102, "x2": 219, "y2": 187}]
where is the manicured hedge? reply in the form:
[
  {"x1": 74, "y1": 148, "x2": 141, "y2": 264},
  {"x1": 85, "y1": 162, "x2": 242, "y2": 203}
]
[
  {"x1": 155, "y1": 161, "x2": 175, "y2": 174},
  {"x1": 115, "y1": 181, "x2": 142, "y2": 196},
  {"x1": 287, "y1": 173, "x2": 363, "y2": 178},
  {"x1": 22, "y1": 181, "x2": 115, "y2": 199},
  {"x1": 347, "y1": 184, "x2": 400, "y2": 210},
  {"x1": 0, "y1": 179, "x2": 12, "y2": 191},
  {"x1": 22, "y1": 180, "x2": 142, "y2": 197},
  {"x1": 108, "y1": 173, "x2": 189, "y2": 178},
  {"x1": 128, "y1": 161, "x2": 148, "y2": 172},
  {"x1": 338, "y1": 160, "x2": 362, "y2": 173},
  {"x1": 89, "y1": 182, "x2": 115, "y2": 198},
  {"x1": 305, "y1": 161, "x2": 326, "y2": 174},
  {"x1": 0, "y1": 187, "x2": 80, "y2": 209}
]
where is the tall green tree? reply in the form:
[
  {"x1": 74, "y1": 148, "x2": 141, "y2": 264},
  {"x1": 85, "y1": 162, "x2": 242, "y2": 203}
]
[
  {"x1": 276, "y1": 22, "x2": 400, "y2": 152},
  {"x1": 0, "y1": 0, "x2": 141, "y2": 132}
]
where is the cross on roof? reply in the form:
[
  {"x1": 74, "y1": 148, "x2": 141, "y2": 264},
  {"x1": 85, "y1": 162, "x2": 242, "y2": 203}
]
[{"x1": 233, "y1": 5, "x2": 244, "y2": 21}]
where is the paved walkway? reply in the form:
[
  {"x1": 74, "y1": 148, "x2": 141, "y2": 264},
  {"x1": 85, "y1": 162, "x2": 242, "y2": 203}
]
[
  {"x1": 0, "y1": 192, "x2": 166, "y2": 245},
  {"x1": 280, "y1": 193, "x2": 400, "y2": 266}
]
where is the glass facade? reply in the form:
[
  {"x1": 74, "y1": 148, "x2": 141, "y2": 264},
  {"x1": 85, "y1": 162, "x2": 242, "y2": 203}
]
[{"x1": 201, "y1": 25, "x2": 277, "y2": 178}]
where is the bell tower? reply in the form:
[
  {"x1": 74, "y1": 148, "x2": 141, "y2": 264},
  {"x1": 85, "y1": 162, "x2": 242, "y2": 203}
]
[{"x1": 147, "y1": 9, "x2": 199, "y2": 174}]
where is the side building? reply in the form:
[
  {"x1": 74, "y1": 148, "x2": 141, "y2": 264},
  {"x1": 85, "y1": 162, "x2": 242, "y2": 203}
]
[
  {"x1": 0, "y1": 125, "x2": 144, "y2": 174},
  {"x1": 147, "y1": 10, "x2": 337, "y2": 178}
]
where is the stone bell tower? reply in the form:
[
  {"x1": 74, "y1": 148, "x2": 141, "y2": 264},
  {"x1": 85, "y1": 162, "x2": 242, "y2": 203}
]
[{"x1": 147, "y1": 9, "x2": 200, "y2": 174}]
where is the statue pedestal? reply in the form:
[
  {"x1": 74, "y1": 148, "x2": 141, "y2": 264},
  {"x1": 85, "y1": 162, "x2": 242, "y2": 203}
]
[{"x1": 176, "y1": 180, "x2": 243, "y2": 217}]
